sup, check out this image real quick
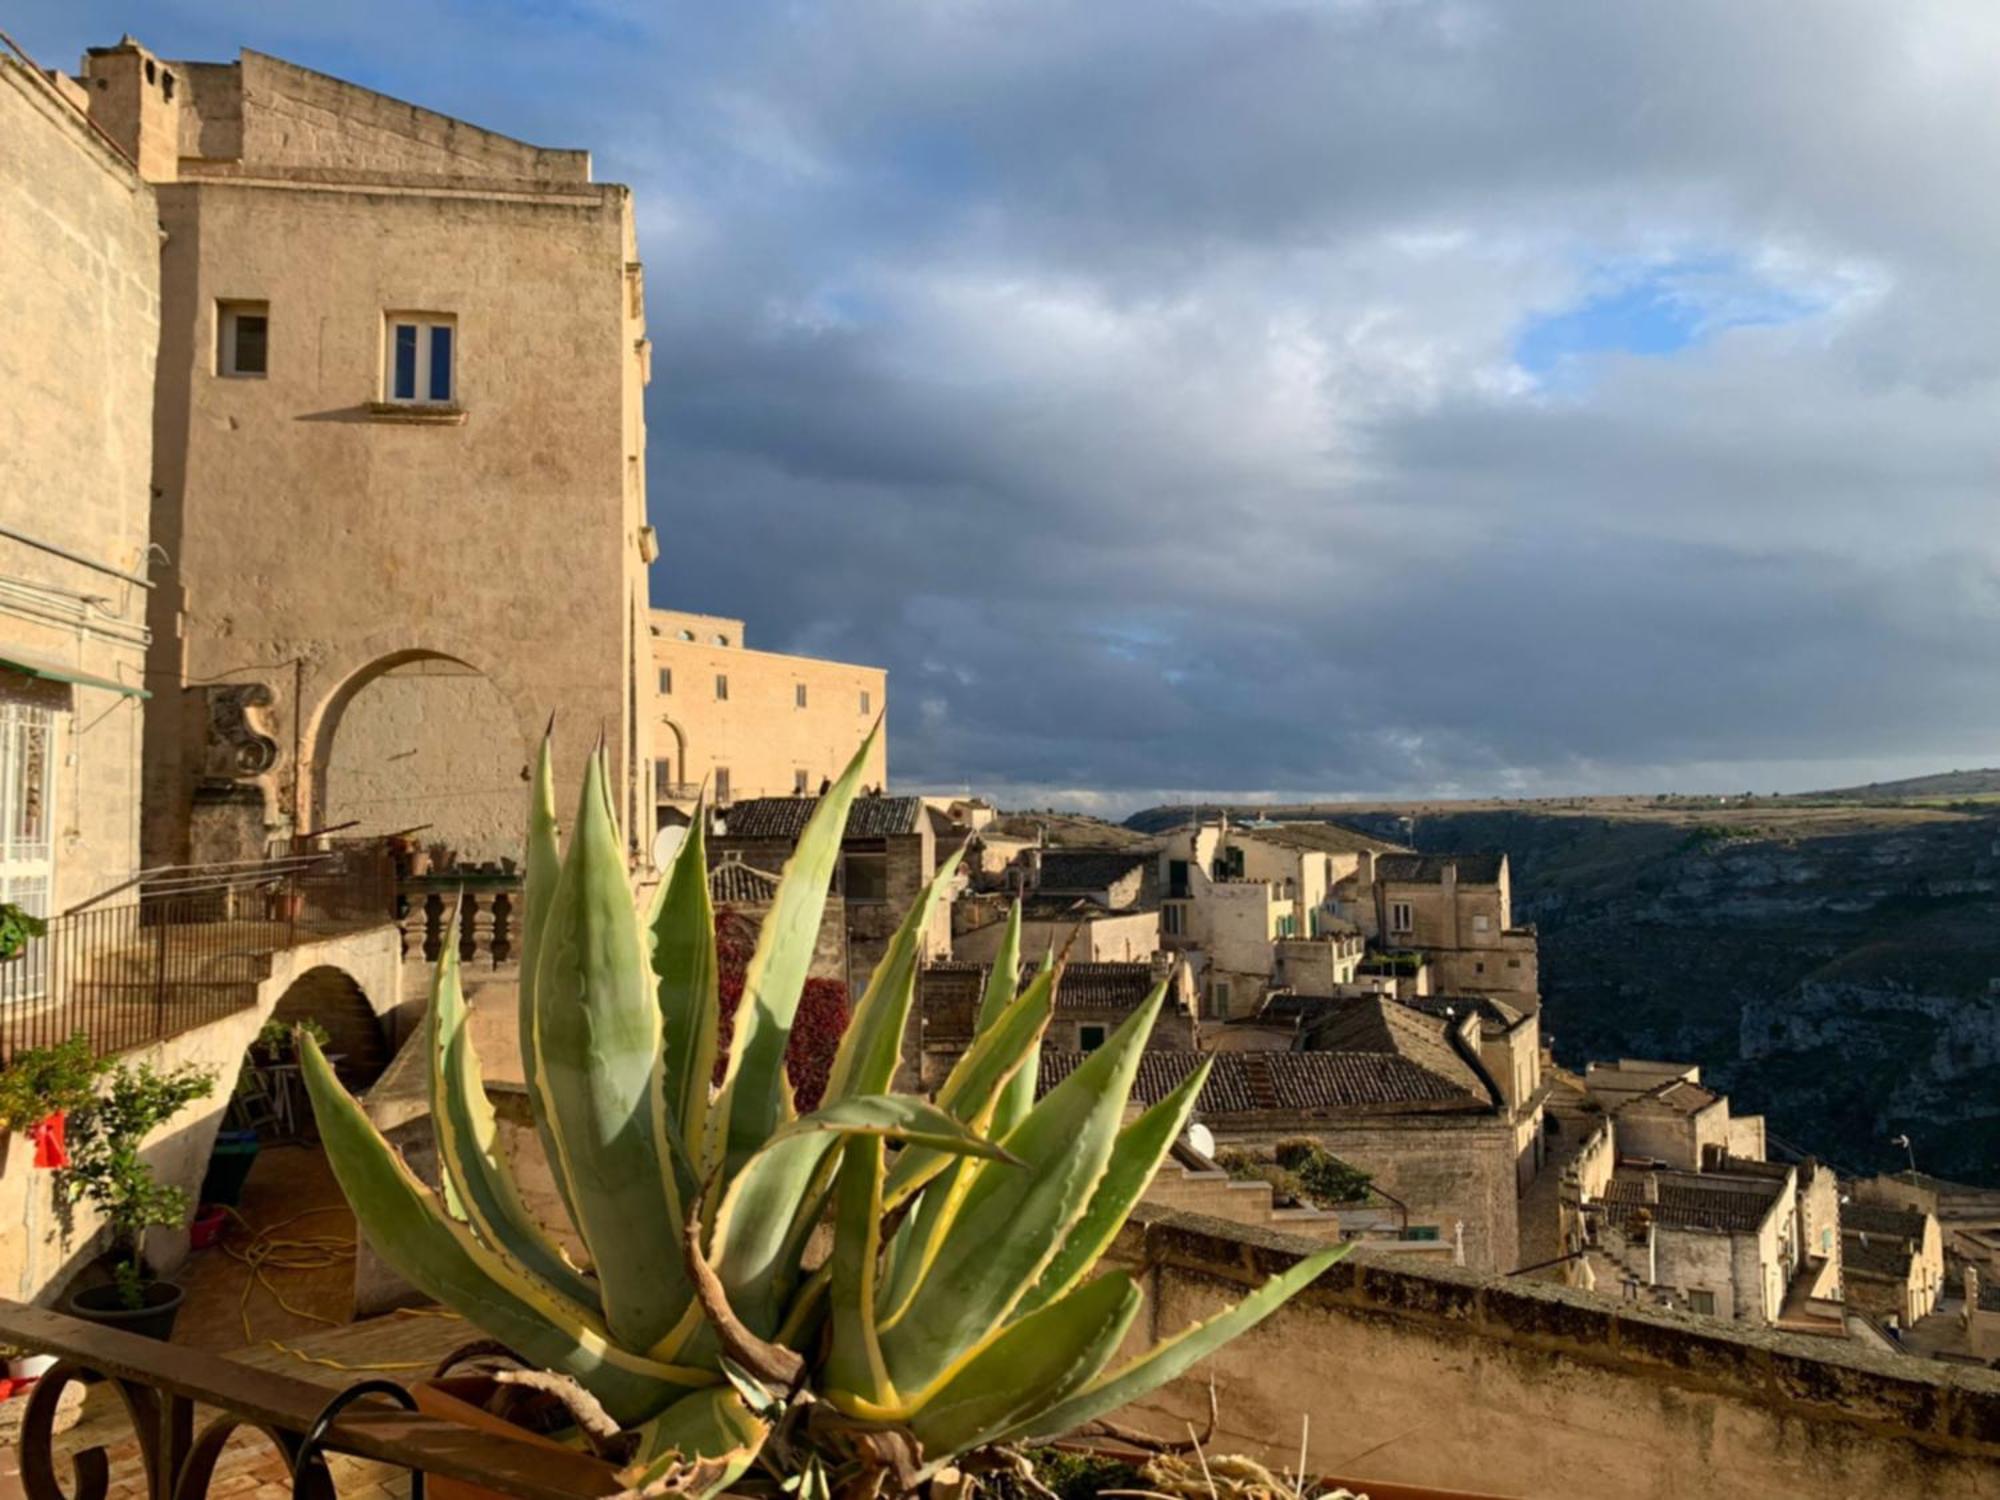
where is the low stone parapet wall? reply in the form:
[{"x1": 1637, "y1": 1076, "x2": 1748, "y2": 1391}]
[{"x1": 1106, "y1": 1205, "x2": 2000, "y2": 1499}]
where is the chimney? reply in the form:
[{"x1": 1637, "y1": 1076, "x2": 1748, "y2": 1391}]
[
  {"x1": 1642, "y1": 1174, "x2": 1660, "y2": 1205},
  {"x1": 79, "y1": 36, "x2": 183, "y2": 182}
]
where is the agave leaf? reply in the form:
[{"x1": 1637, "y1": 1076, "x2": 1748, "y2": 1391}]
[
  {"x1": 992, "y1": 943, "x2": 1056, "y2": 1139},
  {"x1": 1012, "y1": 1057, "x2": 1209, "y2": 1318},
  {"x1": 882, "y1": 962, "x2": 1055, "y2": 1214},
  {"x1": 709, "y1": 1094, "x2": 1015, "y2": 1344},
  {"x1": 1011, "y1": 1245, "x2": 1347, "y2": 1443},
  {"x1": 820, "y1": 843, "x2": 966, "y2": 1107},
  {"x1": 623, "y1": 1385, "x2": 769, "y2": 1500},
  {"x1": 517, "y1": 729, "x2": 576, "y2": 1229},
  {"x1": 975, "y1": 901, "x2": 1024, "y2": 1031},
  {"x1": 532, "y1": 747, "x2": 690, "y2": 1352},
  {"x1": 301, "y1": 1034, "x2": 703, "y2": 1425},
  {"x1": 428, "y1": 901, "x2": 597, "y2": 1309},
  {"x1": 709, "y1": 725, "x2": 878, "y2": 1179},
  {"x1": 824, "y1": 1133, "x2": 894, "y2": 1412},
  {"x1": 906, "y1": 1271, "x2": 1140, "y2": 1459},
  {"x1": 651, "y1": 803, "x2": 718, "y2": 1197},
  {"x1": 879, "y1": 983, "x2": 1165, "y2": 1401}
]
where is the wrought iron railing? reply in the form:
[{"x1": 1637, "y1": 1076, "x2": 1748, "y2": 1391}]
[{"x1": 0, "y1": 850, "x2": 396, "y2": 1065}]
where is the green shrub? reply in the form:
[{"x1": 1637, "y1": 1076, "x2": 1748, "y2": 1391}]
[{"x1": 0, "y1": 1034, "x2": 108, "y2": 1131}]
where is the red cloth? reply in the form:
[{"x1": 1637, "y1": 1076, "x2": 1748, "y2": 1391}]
[{"x1": 30, "y1": 1111, "x2": 66, "y2": 1170}]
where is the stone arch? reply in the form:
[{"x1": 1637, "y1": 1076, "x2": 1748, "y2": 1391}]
[
  {"x1": 268, "y1": 965, "x2": 390, "y2": 1089},
  {"x1": 307, "y1": 648, "x2": 527, "y2": 867},
  {"x1": 658, "y1": 717, "x2": 689, "y2": 792}
]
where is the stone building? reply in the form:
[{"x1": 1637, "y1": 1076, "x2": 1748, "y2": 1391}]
[
  {"x1": 650, "y1": 607, "x2": 885, "y2": 821},
  {"x1": 0, "y1": 52, "x2": 160, "y2": 917},
  {"x1": 1583, "y1": 1058, "x2": 1767, "y2": 1168},
  {"x1": 1843, "y1": 1199, "x2": 1945, "y2": 1330},
  {"x1": 1588, "y1": 1164, "x2": 1802, "y2": 1322},
  {"x1": 1371, "y1": 853, "x2": 1539, "y2": 1002},
  {"x1": 66, "y1": 39, "x2": 654, "y2": 869},
  {"x1": 711, "y1": 793, "x2": 947, "y2": 998},
  {"x1": 914, "y1": 956, "x2": 1194, "y2": 1089}
]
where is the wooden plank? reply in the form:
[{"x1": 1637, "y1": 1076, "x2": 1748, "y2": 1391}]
[{"x1": 0, "y1": 1303, "x2": 623, "y2": 1500}]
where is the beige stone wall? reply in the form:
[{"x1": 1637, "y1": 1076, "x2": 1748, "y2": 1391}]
[
  {"x1": 651, "y1": 622, "x2": 887, "y2": 808},
  {"x1": 0, "y1": 59, "x2": 159, "y2": 910},
  {"x1": 0, "y1": 924, "x2": 399, "y2": 1306},
  {"x1": 1212, "y1": 1113, "x2": 1521, "y2": 1272},
  {"x1": 1108, "y1": 1208, "x2": 2000, "y2": 1499},
  {"x1": 953, "y1": 909, "x2": 1159, "y2": 966},
  {"x1": 96, "y1": 41, "x2": 651, "y2": 869}
]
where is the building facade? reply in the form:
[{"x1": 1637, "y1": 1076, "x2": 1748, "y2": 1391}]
[
  {"x1": 0, "y1": 52, "x2": 159, "y2": 915},
  {"x1": 75, "y1": 40, "x2": 653, "y2": 870},
  {"x1": 1372, "y1": 853, "x2": 1539, "y2": 1002},
  {"x1": 650, "y1": 608, "x2": 885, "y2": 820}
]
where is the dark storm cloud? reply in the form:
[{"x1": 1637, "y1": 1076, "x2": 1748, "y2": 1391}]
[{"x1": 18, "y1": 1, "x2": 2000, "y2": 808}]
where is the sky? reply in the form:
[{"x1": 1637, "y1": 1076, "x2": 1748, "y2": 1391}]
[{"x1": 19, "y1": 2, "x2": 2000, "y2": 815}]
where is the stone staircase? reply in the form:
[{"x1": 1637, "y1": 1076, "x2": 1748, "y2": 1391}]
[{"x1": 1144, "y1": 1158, "x2": 1346, "y2": 1242}]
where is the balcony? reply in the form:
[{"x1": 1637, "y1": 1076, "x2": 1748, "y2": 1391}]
[{"x1": 0, "y1": 851, "x2": 395, "y2": 1065}]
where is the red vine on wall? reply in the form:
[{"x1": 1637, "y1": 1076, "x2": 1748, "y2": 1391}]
[{"x1": 713, "y1": 906, "x2": 851, "y2": 1112}]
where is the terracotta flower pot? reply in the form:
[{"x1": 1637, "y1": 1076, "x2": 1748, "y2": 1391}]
[{"x1": 412, "y1": 1374, "x2": 620, "y2": 1500}]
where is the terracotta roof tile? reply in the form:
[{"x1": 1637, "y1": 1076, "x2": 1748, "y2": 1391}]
[
  {"x1": 718, "y1": 795, "x2": 922, "y2": 842},
  {"x1": 1375, "y1": 852, "x2": 1506, "y2": 885}
]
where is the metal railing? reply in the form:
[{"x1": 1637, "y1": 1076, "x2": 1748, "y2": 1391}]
[{"x1": 0, "y1": 850, "x2": 395, "y2": 1065}]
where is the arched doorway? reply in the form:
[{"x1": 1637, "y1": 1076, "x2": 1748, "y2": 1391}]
[
  {"x1": 316, "y1": 652, "x2": 526, "y2": 867},
  {"x1": 269, "y1": 965, "x2": 390, "y2": 1090}
]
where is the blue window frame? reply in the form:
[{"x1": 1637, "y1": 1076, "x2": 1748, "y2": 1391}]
[
  {"x1": 392, "y1": 324, "x2": 418, "y2": 400},
  {"x1": 428, "y1": 325, "x2": 453, "y2": 401},
  {"x1": 385, "y1": 315, "x2": 456, "y2": 404}
]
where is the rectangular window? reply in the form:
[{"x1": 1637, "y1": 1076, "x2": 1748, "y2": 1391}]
[
  {"x1": 218, "y1": 301, "x2": 269, "y2": 377},
  {"x1": 714, "y1": 767, "x2": 731, "y2": 804},
  {"x1": 715, "y1": 675, "x2": 729, "y2": 701},
  {"x1": 1210, "y1": 980, "x2": 1232, "y2": 1018},
  {"x1": 859, "y1": 690, "x2": 871, "y2": 716},
  {"x1": 1688, "y1": 1290, "x2": 1717, "y2": 1317},
  {"x1": 794, "y1": 769, "x2": 809, "y2": 794},
  {"x1": 0, "y1": 701, "x2": 57, "y2": 1003},
  {"x1": 1473, "y1": 914, "x2": 1491, "y2": 933},
  {"x1": 795, "y1": 683, "x2": 808, "y2": 709},
  {"x1": 653, "y1": 758, "x2": 669, "y2": 795},
  {"x1": 1078, "y1": 1024, "x2": 1108, "y2": 1054},
  {"x1": 385, "y1": 313, "x2": 456, "y2": 404},
  {"x1": 1162, "y1": 903, "x2": 1186, "y2": 937},
  {"x1": 1406, "y1": 1225, "x2": 1440, "y2": 1243},
  {"x1": 843, "y1": 852, "x2": 888, "y2": 902},
  {"x1": 1390, "y1": 900, "x2": 1414, "y2": 934},
  {"x1": 657, "y1": 667, "x2": 672, "y2": 694}
]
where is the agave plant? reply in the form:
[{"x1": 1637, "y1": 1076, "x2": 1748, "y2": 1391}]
[{"x1": 302, "y1": 729, "x2": 1342, "y2": 1497}]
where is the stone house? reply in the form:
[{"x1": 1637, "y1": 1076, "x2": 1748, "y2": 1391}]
[
  {"x1": 0, "y1": 51, "x2": 159, "y2": 916},
  {"x1": 1588, "y1": 1165, "x2": 1800, "y2": 1322},
  {"x1": 711, "y1": 793, "x2": 948, "y2": 999},
  {"x1": 913, "y1": 956, "x2": 1195, "y2": 1090},
  {"x1": 68, "y1": 39, "x2": 654, "y2": 870},
  {"x1": 1843, "y1": 1200, "x2": 1946, "y2": 1330},
  {"x1": 951, "y1": 894, "x2": 1160, "y2": 967},
  {"x1": 1371, "y1": 853, "x2": 1539, "y2": 1002},
  {"x1": 649, "y1": 607, "x2": 885, "y2": 824},
  {"x1": 1583, "y1": 1059, "x2": 1767, "y2": 1168}
]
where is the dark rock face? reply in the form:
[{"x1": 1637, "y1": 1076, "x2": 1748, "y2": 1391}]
[{"x1": 1388, "y1": 810, "x2": 2000, "y2": 1185}]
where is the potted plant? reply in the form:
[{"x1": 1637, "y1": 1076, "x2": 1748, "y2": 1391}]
[
  {"x1": 304, "y1": 729, "x2": 1346, "y2": 1500},
  {"x1": 0, "y1": 1034, "x2": 109, "y2": 1172},
  {"x1": 61, "y1": 1057, "x2": 216, "y2": 1340}
]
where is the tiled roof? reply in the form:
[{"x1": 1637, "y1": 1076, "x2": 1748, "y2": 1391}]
[
  {"x1": 1037, "y1": 849, "x2": 1152, "y2": 892},
  {"x1": 1018, "y1": 895, "x2": 1149, "y2": 923},
  {"x1": 1375, "y1": 852, "x2": 1506, "y2": 885},
  {"x1": 1235, "y1": 822, "x2": 1405, "y2": 857},
  {"x1": 1402, "y1": 994, "x2": 1527, "y2": 1036},
  {"x1": 1646, "y1": 1079, "x2": 1721, "y2": 1114},
  {"x1": 708, "y1": 861, "x2": 781, "y2": 904},
  {"x1": 918, "y1": 962, "x2": 990, "y2": 1007},
  {"x1": 1597, "y1": 1172, "x2": 1783, "y2": 1234},
  {"x1": 1053, "y1": 961, "x2": 1161, "y2": 1013},
  {"x1": 1305, "y1": 997, "x2": 1489, "y2": 1101},
  {"x1": 718, "y1": 795, "x2": 923, "y2": 842},
  {"x1": 1036, "y1": 1044, "x2": 1487, "y2": 1115},
  {"x1": 1843, "y1": 1202, "x2": 1929, "y2": 1281}
]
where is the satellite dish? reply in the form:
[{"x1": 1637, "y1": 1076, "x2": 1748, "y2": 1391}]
[
  {"x1": 651, "y1": 824, "x2": 687, "y2": 872},
  {"x1": 1187, "y1": 1122, "x2": 1217, "y2": 1160}
]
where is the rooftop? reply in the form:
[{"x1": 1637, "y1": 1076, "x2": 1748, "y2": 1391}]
[
  {"x1": 1234, "y1": 821, "x2": 1405, "y2": 857},
  {"x1": 1038, "y1": 1047, "x2": 1490, "y2": 1114},
  {"x1": 1844, "y1": 1202, "x2": 1931, "y2": 1281},
  {"x1": 717, "y1": 794, "x2": 921, "y2": 842},
  {"x1": 1304, "y1": 995, "x2": 1491, "y2": 1102},
  {"x1": 1597, "y1": 1170, "x2": 1786, "y2": 1234},
  {"x1": 1051, "y1": 961, "x2": 1166, "y2": 1013},
  {"x1": 1375, "y1": 852, "x2": 1506, "y2": 885},
  {"x1": 1036, "y1": 848, "x2": 1152, "y2": 893},
  {"x1": 1402, "y1": 993, "x2": 1529, "y2": 1036}
]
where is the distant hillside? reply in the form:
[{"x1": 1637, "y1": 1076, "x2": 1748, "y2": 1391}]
[
  {"x1": 1806, "y1": 768, "x2": 2000, "y2": 801},
  {"x1": 990, "y1": 811, "x2": 1153, "y2": 848}
]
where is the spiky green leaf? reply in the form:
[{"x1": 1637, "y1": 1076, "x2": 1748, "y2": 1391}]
[
  {"x1": 651, "y1": 804, "x2": 718, "y2": 1198},
  {"x1": 623, "y1": 1386, "x2": 768, "y2": 1500},
  {"x1": 517, "y1": 730, "x2": 575, "y2": 1229},
  {"x1": 532, "y1": 747, "x2": 689, "y2": 1352},
  {"x1": 907, "y1": 1271, "x2": 1140, "y2": 1458},
  {"x1": 428, "y1": 904, "x2": 597, "y2": 1308},
  {"x1": 301, "y1": 1034, "x2": 699, "y2": 1425}
]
